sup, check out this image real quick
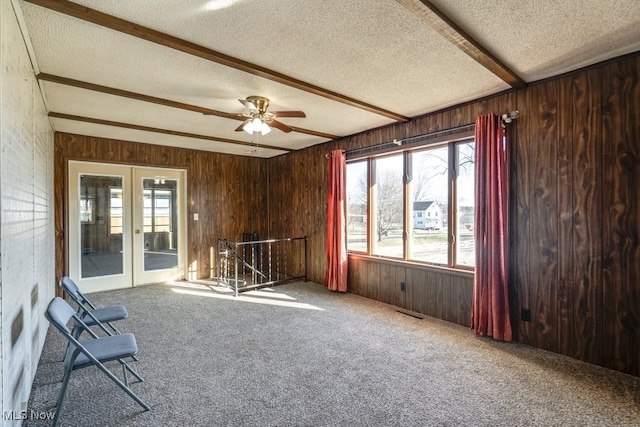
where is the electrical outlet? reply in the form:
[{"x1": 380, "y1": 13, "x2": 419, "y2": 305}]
[
  {"x1": 521, "y1": 308, "x2": 531, "y2": 322},
  {"x1": 400, "y1": 282, "x2": 406, "y2": 292}
]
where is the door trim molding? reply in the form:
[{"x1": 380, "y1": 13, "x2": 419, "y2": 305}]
[{"x1": 67, "y1": 161, "x2": 187, "y2": 293}]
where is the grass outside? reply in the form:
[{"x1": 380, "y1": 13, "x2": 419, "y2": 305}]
[
  {"x1": 347, "y1": 228, "x2": 475, "y2": 266},
  {"x1": 348, "y1": 229, "x2": 473, "y2": 247}
]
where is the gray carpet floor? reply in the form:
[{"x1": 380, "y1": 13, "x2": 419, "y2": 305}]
[{"x1": 26, "y1": 281, "x2": 640, "y2": 426}]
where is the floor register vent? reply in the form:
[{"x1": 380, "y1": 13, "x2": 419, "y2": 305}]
[{"x1": 396, "y1": 309, "x2": 425, "y2": 320}]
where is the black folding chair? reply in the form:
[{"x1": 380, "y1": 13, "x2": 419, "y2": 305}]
[{"x1": 45, "y1": 297, "x2": 150, "y2": 426}]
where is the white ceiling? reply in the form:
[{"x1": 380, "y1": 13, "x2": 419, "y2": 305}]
[{"x1": 14, "y1": 0, "x2": 640, "y2": 158}]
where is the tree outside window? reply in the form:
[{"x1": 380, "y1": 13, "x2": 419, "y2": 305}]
[{"x1": 371, "y1": 154, "x2": 403, "y2": 258}]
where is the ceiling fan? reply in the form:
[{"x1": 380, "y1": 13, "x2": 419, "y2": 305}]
[{"x1": 234, "y1": 96, "x2": 306, "y2": 135}]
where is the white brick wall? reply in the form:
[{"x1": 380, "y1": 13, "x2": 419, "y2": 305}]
[{"x1": 0, "y1": 0, "x2": 55, "y2": 423}]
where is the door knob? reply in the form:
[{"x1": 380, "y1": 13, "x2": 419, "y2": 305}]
[{"x1": 135, "y1": 229, "x2": 141, "y2": 234}]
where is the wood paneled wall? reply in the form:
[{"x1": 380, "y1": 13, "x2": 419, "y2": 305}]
[
  {"x1": 267, "y1": 143, "x2": 329, "y2": 284},
  {"x1": 54, "y1": 133, "x2": 268, "y2": 285},
  {"x1": 347, "y1": 256, "x2": 473, "y2": 326},
  {"x1": 512, "y1": 54, "x2": 640, "y2": 375},
  {"x1": 267, "y1": 53, "x2": 640, "y2": 376},
  {"x1": 54, "y1": 53, "x2": 639, "y2": 377}
]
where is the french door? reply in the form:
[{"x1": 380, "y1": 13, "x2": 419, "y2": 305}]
[{"x1": 68, "y1": 162, "x2": 186, "y2": 293}]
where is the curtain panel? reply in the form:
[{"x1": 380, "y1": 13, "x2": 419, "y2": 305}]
[
  {"x1": 471, "y1": 114, "x2": 512, "y2": 341},
  {"x1": 324, "y1": 150, "x2": 348, "y2": 292}
]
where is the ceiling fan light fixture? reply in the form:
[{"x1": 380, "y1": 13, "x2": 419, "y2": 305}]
[
  {"x1": 243, "y1": 117, "x2": 259, "y2": 134},
  {"x1": 259, "y1": 121, "x2": 271, "y2": 135},
  {"x1": 235, "y1": 95, "x2": 303, "y2": 135},
  {"x1": 244, "y1": 117, "x2": 271, "y2": 135}
]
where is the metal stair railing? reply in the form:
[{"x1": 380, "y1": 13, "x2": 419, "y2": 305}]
[{"x1": 217, "y1": 236, "x2": 307, "y2": 296}]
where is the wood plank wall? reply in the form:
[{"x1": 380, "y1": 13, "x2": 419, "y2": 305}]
[
  {"x1": 53, "y1": 53, "x2": 639, "y2": 377},
  {"x1": 268, "y1": 53, "x2": 640, "y2": 376},
  {"x1": 54, "y1": 133, "x2": 268, "y2": 287},
  {"x1": 511, "y1": 54, "x2": 640, "y2": 375}
]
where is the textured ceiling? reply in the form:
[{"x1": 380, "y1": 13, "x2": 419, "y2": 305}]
[{"x1": 13, "y1": 0, "x2": 640, "y2": 158}]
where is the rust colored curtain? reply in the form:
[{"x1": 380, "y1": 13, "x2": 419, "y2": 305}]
[
  {"x1": 324, "y1": 150, "x2": 348, "y2": 292},
  {"x1": 471, "y1": 114, "x2": 512, "y2": 341}
]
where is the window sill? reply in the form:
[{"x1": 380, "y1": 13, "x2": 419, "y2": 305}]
[{"x1": 347, "y1": 252, "x2": 474, "y2": 279}]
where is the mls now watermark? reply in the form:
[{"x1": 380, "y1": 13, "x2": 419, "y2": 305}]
[{"x1": 3, "y1": 409, "x2": 55, "y2": 421}]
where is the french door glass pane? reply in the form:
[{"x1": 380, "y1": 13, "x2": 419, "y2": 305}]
[
  {"x1": 80, "y1": 175, "x2": 124, "y2": 278},
  {"x1": 372, "y1": 154, "x2": 404, "y2": 258},
  {"x1": 409, "y1": 147, "x2": 449, "y2": 264},
  {"x1": 142, "y1": 178, "x2": 178, "y2": 271},
  {"x1": 456, "y1": 141, "x2": 475, "y2": 266}
]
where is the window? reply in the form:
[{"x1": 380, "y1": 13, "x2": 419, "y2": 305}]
[
  {"x1": 454, "y1": 141, "x2": 475, "y2": 267},
  {"x1": 409, "y1": 145, "x2": 448, "y2": 264},
  {"x1": 143, "y1": 189, "x2": 173, "y2": 233},
  {"x1": 346, "y1": 161, "x2": 368, "y2": 252},
  {"x1": 346, "y1": 137, "x2": 475, "y2": 269},
  {"x1": 372, "y1": 154, "x2": 403, "y2": 258},
  {"x1": 109, "y1": 188, "x2": 123, "y2": 234},
  {"x1": 80, "y1": 197, "x2": 94, "y2": 223}
]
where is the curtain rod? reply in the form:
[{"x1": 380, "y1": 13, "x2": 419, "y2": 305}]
[
  {"x1": 329, "y1": 122, "x2": 475, "y2": 159},
  {"x1": 325, "y1": 110, "x2": 519, "y2": 159}
]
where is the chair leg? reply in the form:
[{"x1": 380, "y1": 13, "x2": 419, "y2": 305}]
[
  {"x1": 119, "y1": 359, "x2": 144, "y2": 382},
  {"x1": 52, "y1": 368, "x2": 73, "y2": 427},
  {"x1": 106, "y1": 321, "x2": 121, "y2": 335},
  {"x1": 95, "y1": 361, "x2": 151, "y2": 411},
  {"x1": 122, "y1": 363, "x2": 129, "y2": 386}
]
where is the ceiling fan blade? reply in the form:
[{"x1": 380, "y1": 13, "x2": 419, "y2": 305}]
[
  {"x1": 267, "y1": 119, "x2": 293, "y2": 133},
  {"x1": 273, "y1": 110, "x2": 306, "y2": 118},
  {"x1": 235, "y1": 119, "x2": 251, "y2": 132},
  {"x1": 204, "y1": 112, "x2": 246, "y2": 120},
  {"x1": 238, "y1": 98, "x2": 257, "y2": 111}
]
